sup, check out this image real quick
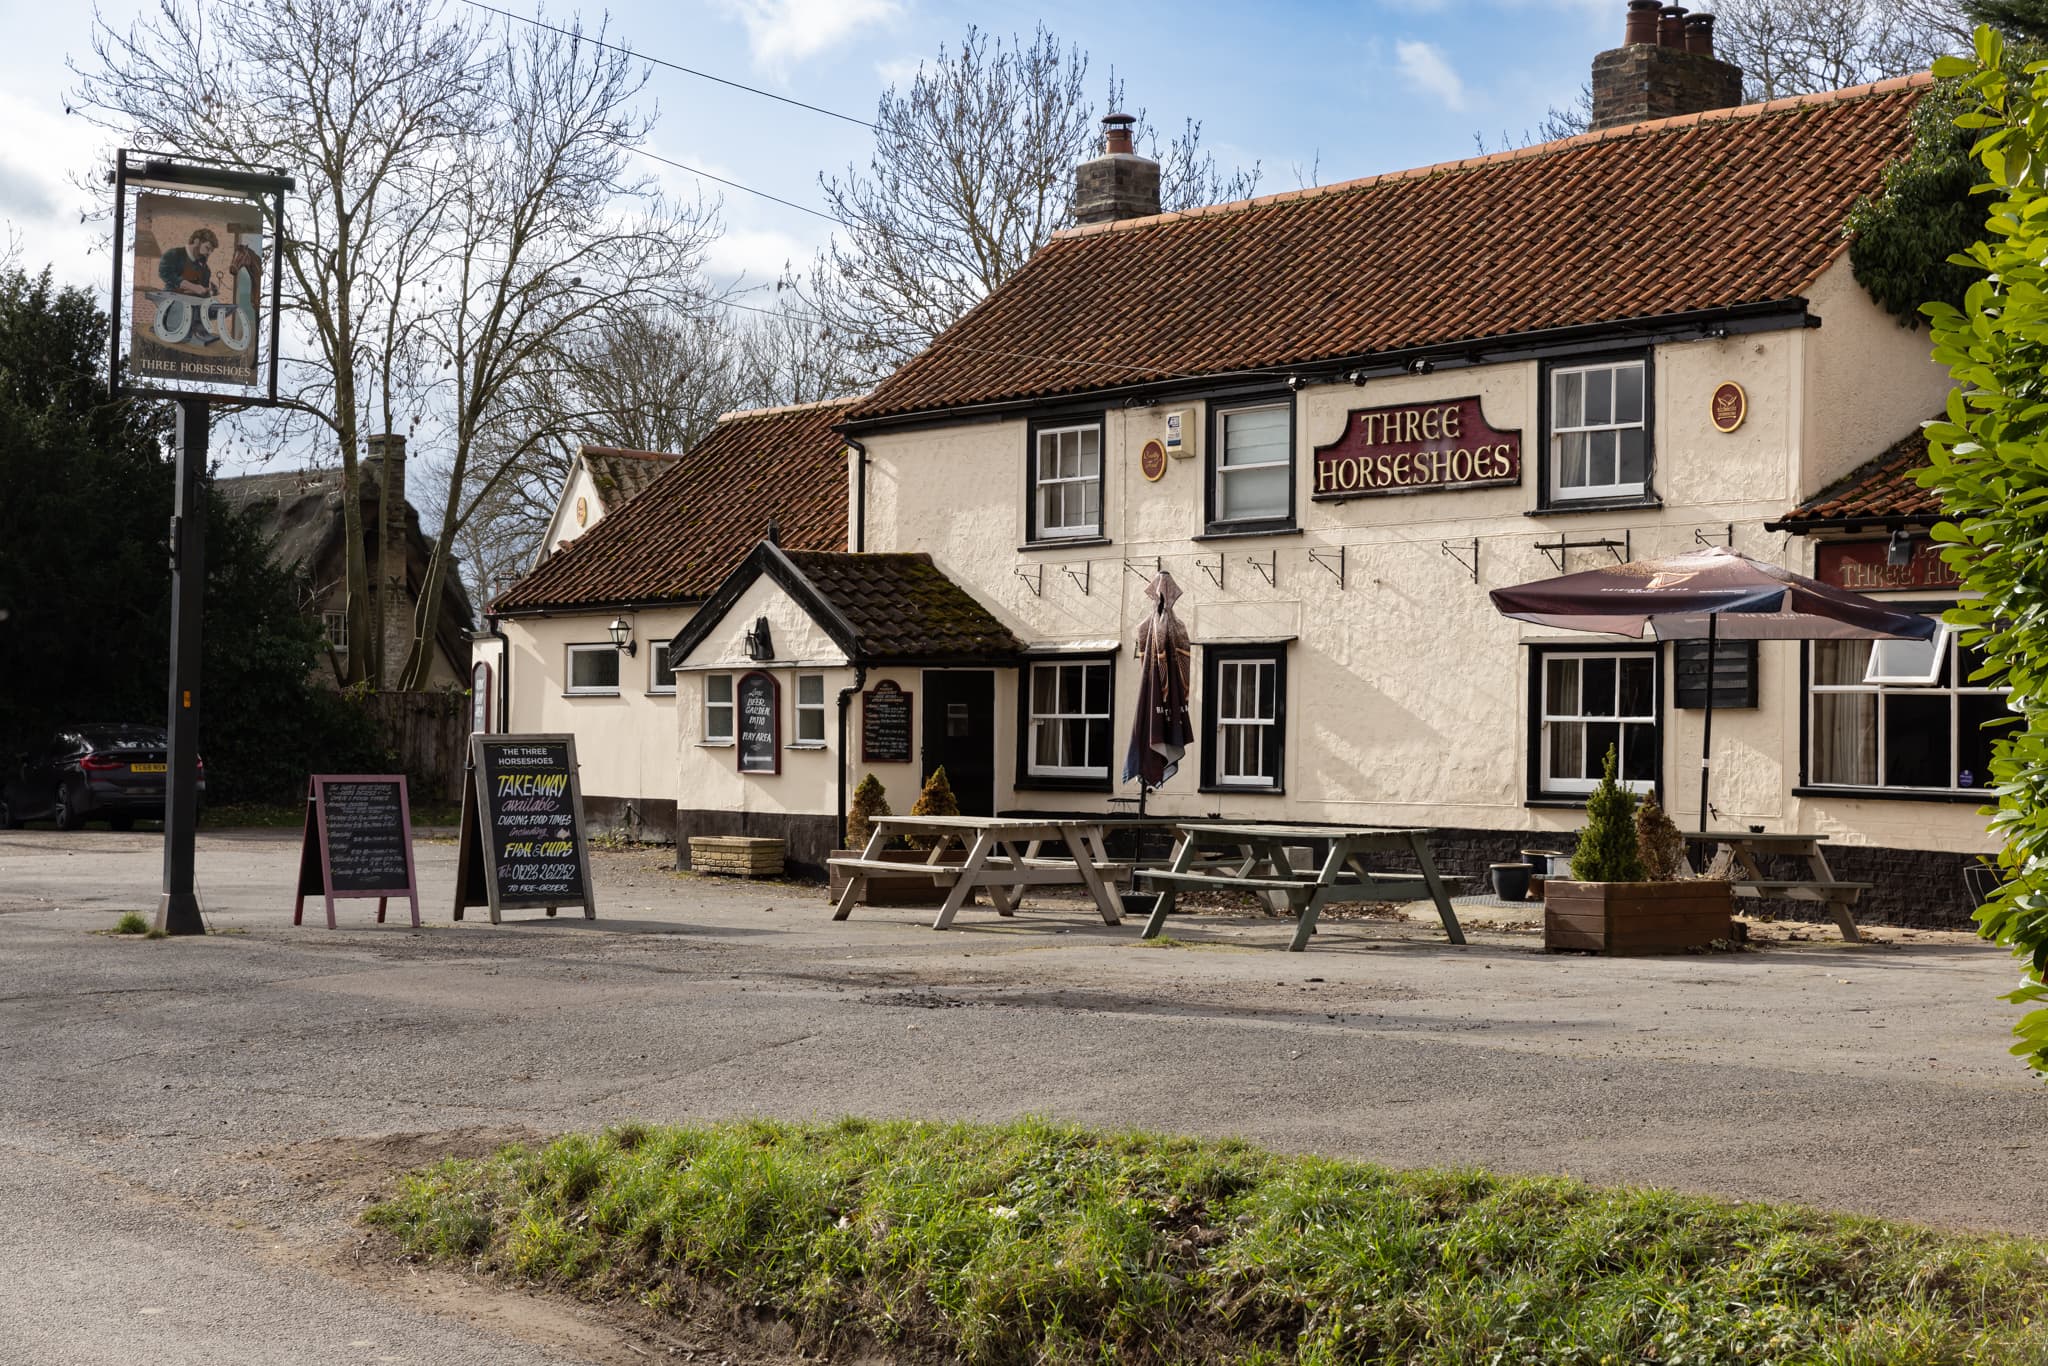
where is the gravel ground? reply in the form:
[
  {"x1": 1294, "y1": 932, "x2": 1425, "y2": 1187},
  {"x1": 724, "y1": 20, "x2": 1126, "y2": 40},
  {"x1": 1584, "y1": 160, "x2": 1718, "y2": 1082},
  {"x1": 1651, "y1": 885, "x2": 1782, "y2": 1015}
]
[{"x1": 1, "y1": 826, "x2": 2043, "y2": 1363}]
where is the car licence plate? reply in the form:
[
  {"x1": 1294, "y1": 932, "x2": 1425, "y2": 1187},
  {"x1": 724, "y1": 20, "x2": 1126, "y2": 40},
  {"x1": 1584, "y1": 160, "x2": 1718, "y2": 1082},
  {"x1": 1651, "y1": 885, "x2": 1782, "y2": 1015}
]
[{"x1": 130, "y1": 763, "x2": 167, "y2": 773}]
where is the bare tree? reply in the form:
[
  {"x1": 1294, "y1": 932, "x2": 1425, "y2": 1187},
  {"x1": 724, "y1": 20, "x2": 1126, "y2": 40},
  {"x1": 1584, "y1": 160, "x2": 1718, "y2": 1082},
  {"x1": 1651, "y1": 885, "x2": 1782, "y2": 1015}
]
[
  {"x1": 732, "y1": 278, "x2": 868, "y2": 409},
  {"x1": 1714, "y1": 0, "x2": 1970, "y2": 98},
  {"x1": 398, "y1": 15, "x2": 720, "y2": 688},
  {"x1": 811, "y1": 25, "x2": 1260, "y2": 383},
  {"x1": 74, "y1": 0, "x2": 483, "y2": 684}
]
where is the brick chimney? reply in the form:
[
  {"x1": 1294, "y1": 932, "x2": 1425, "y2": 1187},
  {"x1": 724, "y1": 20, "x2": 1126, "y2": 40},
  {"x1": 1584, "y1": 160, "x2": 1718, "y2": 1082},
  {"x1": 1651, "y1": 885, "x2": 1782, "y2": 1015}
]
[
  {"x1": 1074, "y1": 113, "x2": 1161, "y2": 225},
  {"x1": 362, "y1": 433, "x2": 410, "y2": 689},
  {"x1": 1590, "y1": 0, "x2": 1743, "y2": 131}
]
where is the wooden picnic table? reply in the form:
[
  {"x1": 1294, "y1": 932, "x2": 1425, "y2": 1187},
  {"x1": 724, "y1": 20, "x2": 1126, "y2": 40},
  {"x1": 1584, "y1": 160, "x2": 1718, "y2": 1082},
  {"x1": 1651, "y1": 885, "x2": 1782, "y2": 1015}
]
[
  {"x1": 1135, "y1": 823, "x2": 1465, "y2": 952},
  {"x1": 828, "y1": 814, "x2": 1134, "y2": 930},
  {"x1": 1684, "y1": 831, "x2": 1869, "y2": 942}
]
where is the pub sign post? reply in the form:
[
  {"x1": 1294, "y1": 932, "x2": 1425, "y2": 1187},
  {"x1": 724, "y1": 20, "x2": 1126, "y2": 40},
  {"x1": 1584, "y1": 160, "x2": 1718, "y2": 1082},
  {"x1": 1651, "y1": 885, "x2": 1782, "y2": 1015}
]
[{"x1": 110, "y1": 151, "x2": 294, "y2": 935}]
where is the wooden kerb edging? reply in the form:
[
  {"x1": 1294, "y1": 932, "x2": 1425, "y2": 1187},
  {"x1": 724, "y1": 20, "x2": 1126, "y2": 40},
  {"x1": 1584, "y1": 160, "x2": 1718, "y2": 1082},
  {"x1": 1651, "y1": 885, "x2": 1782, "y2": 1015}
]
[
  {"x1": 452, "y1": 734, "x2": 598, "y2": 924},
  {"x1": 293, "y1": 774, "x2": 420, "y2": 928}
]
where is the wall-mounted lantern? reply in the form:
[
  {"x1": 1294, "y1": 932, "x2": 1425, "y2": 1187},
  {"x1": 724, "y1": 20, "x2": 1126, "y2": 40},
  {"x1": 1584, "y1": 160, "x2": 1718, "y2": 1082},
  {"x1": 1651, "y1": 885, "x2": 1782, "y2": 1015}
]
[
  {"x1": 607, "y1": 616, "x2": 637, "y2": 656},
  {"x1": 744, "y1": 616, "x2": 775, "y2": 661}
]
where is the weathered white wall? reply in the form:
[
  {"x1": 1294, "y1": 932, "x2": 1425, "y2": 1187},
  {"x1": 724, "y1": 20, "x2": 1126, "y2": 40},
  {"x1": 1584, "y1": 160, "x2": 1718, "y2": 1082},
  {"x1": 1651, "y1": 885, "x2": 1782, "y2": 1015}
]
[
  {"x1": 1800, "y1": 254, "x2": 1954, "y2": 496},
  {"x1": 536, "y1": 461, "x2": 605, "y2": 567}
]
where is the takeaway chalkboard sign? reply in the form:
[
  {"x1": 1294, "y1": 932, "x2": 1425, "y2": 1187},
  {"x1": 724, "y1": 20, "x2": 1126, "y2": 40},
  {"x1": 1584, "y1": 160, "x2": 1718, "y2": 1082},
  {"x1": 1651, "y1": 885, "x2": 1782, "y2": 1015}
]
[
  {"x1": 293, "y1": 774, "x2": 420, "y2": 928},
  {"x1": 452, "y1": 734, "x2": 597, "y2": 923},
  {"x1": 862, "y1": 680, "x2": 912, "y2": 763},
  {"x1": 737, "y1": 671, "x2": 780, "y2": 774}
]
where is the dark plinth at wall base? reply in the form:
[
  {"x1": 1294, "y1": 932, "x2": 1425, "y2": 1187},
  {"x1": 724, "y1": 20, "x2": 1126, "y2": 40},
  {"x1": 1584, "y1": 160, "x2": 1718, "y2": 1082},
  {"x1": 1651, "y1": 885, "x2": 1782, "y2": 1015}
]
[
  {"x1": 581, "y1": 796, "x2": 678, "y2": 845},
  {"x1": 1545, "y1": 879, "x2": 1734, "y2": 955},
  {"x1": 677, "y1": 808, "x2": 839, "y2": 879}
]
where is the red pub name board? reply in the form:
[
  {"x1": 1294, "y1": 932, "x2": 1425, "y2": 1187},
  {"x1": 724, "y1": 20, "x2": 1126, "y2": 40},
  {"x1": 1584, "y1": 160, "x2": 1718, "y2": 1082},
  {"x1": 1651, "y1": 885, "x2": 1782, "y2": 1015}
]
[
  {"x1": 1312, "y1": 395, "x2": 1521, "y2": 500},
  {"x1": 1814, "y1": 537, "x2": 1962, "y2": 593}
]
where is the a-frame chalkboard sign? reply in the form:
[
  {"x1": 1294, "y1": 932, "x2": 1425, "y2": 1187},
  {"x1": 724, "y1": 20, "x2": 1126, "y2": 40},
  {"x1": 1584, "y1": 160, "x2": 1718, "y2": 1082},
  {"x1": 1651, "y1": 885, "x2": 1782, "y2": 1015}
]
[
  {"x1": 452, "y1": 734, "x2": 598, "y2": 924},
  {"x1": 293, "y1": 774, "x2": 421, "y2": 928}
]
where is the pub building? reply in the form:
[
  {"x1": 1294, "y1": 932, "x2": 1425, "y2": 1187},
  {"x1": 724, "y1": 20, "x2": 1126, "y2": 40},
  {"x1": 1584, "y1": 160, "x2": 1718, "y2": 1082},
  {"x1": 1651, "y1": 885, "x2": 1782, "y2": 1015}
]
[{"x1": 659, "y1": 11, "x2": 1992, "y2": 922}]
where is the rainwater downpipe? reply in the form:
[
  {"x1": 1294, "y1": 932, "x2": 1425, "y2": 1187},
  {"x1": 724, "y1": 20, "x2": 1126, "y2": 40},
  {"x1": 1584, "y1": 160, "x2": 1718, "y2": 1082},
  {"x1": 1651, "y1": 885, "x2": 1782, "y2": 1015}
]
[
  {"x1": 486, "y1": 613, "x2": 510, "y2": 733},
  {"x1": 847, "y1": 436, "x2": 869, "y2": 552},
  {"x1": 835, "y1": 662, "x2": 869, "y2": 847}
]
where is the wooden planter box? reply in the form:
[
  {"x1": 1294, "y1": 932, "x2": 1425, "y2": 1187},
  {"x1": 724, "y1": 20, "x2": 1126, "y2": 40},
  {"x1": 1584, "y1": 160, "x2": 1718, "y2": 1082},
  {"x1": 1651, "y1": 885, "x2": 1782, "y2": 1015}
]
[
  {"x1": 689, "y1": 836, "x2": 786, "y2": 879},
  {"x1": 827, "y1": 848, "x2": 971, "y2": 907},
  {"x1": 1544, "y1": 879, "x2": 1733, "y2": 955}
]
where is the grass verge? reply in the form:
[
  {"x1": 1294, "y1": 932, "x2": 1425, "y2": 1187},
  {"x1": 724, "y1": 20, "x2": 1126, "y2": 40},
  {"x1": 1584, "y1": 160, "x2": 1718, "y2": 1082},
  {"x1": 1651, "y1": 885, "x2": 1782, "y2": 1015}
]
[{"x1": 366, "y1": 1117, "x2": 2048, "y2": 1364}]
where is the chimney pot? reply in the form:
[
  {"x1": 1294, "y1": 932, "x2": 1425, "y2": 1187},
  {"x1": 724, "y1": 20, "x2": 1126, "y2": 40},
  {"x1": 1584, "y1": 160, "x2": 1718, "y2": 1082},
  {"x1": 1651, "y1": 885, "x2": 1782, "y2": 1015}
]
[
  {"x1": 1625, "y1": 0, "x2": 1661, "y2": 43},
  {"x1": 1101, "y1": 112, "x2": 1136, "y2": 156},
  {"x1": 1683, "y1": 11, "x2": 1715, "y2": 55},
  {"x1": 1658, "y1": 4, "x2": 1688, "y2": 46}
]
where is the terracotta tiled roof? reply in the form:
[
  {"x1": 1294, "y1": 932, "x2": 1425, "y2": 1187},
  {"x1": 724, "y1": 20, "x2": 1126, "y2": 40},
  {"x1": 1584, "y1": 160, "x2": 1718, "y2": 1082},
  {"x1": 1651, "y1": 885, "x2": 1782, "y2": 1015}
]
[
  {"x1": 782, "y1": 550, "x2": 1021, "y2": 661},
  {"x1": 844, "y1": 77, "x2": 1928, "y2": 424},
  {"x1": 492, "y1": 399, "x2": 856, "y2": 613},
  {"x1": 1770, "y1": 426, "x2": 1941, "y2": 530},
  {"x1": 580, "y1": 446, "x2": 680, "y2": 511}
]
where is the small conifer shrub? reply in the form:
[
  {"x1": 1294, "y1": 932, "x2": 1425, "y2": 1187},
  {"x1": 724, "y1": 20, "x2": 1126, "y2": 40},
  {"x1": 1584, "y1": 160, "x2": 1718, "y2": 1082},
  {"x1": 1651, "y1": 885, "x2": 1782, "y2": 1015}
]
[
  {"x1": 1569, "y1": 746, "x2": 1647, "y2": 883},
  {"x1": 907, "y1": 767, "x2": 959, "y2": 850},
  {"x1": 1635, "y1": 790, "x2": 1690, "y2": 882},
  {"x1": 846, "y1": 774, "x2": 891, "y2": 850}
]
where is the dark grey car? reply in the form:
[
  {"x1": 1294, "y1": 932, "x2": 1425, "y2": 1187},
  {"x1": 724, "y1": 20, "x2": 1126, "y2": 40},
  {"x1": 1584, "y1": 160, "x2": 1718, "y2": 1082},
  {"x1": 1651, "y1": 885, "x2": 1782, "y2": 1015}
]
[{"x1": 0, "y1": 726, "x2": 205, "y2": 830}]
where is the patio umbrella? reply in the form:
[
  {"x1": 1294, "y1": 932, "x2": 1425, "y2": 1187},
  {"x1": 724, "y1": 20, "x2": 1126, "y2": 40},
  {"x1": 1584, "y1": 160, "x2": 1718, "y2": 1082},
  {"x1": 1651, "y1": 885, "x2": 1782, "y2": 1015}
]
[
  {"x1": 1123, "y1": 570, "x2": 1193, "y2": 809},
  {"x1": 1489, "y1": 546, "x2": 1938, "y2": 832}
]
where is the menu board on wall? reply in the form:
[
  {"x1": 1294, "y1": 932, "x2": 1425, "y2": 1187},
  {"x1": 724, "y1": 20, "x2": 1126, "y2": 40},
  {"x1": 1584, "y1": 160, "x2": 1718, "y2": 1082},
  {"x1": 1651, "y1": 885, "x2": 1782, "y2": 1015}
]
[
  {"x1": 862, "y1": 680, "x2": 913, "y2": 763},
  {"x1": 452, "y1": 734, "x2": 597, "y2": 923},
  {"x1": 737, "y1": 671, "x2": 780, "y2": 774},
  {"x1": 293, "y1": 774, "x2": 419, "y2": 928}
]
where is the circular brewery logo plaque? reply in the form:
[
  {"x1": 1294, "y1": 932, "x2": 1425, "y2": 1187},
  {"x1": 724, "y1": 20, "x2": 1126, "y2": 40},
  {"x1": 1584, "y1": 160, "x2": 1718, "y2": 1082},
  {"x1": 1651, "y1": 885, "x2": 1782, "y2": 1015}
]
[
  {"x1": 1140, "y1": 438, "x2": 1168, "y2": 482},
  {"x1": 575, "y1": 495, "x2": 589, "y2": 526},
  {"x1": 1710, "y1": 382, "x2": 1747, "y2": 433}
]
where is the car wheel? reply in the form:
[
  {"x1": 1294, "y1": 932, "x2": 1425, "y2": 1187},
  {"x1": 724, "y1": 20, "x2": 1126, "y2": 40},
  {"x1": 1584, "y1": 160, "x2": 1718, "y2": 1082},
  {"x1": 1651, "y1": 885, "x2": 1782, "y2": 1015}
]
[{"x1": 53, "y1": 785, "x2": 79, "y2": 831}]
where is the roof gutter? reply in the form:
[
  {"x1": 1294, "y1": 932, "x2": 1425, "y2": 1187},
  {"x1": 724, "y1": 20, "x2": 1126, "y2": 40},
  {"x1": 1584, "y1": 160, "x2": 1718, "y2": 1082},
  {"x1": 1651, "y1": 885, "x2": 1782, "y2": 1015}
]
[
  {"x1": 489, "y1": 595, "x2": 702, "y2": 619},
  {"x1": 835, "y1": 299, "x2": 1814, "y2": 435},
  {"x1": 1764, "y1": 512, "x2": 1938, "y2": 534}
]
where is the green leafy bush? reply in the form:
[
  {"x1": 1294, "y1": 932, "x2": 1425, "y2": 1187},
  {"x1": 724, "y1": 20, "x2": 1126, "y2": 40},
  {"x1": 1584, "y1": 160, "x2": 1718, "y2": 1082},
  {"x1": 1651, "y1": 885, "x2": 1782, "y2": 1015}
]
[{"x1": 1569, "y1": 746, "x2": 1646, "y2": 883}]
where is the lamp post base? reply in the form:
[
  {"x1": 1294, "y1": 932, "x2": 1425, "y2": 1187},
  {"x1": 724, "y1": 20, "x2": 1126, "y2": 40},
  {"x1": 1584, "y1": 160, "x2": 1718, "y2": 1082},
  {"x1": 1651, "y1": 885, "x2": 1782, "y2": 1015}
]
[{"x1": 155, "y1": 892, "x2": 205, "y2": 936}]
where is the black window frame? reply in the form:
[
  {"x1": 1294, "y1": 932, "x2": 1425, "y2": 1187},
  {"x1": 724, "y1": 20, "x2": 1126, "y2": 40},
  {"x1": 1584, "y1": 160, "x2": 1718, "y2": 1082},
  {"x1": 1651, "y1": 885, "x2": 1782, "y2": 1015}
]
[
  {"x1": 1524, "y1": 642, "x2": 1664, "y2": 807},
  {"x1": 1013, "y1": 652, "x2": 1117, "y2": 793},
  {"x1": 1204, "y1": 392, "x2": 1298, "y2": 537},
  {"x1": 1023, "y1": 409, "x2": 1109, "y2": 547},
  {"x1": 1535, "y1": 348, "x2": 1658, "y2": 514},
  {"x1": 1199, "y1": 643, "x2": 1288, "y2": 795}
]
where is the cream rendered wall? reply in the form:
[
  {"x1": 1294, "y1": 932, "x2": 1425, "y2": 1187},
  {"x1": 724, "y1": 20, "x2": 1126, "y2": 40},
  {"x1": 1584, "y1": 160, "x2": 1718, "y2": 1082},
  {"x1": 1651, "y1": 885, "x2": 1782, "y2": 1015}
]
[
  {"x1": 859, "y1": 312, "x2": 1992, "y2": 857},
  {"x1": 1799, "y1": 254, "x2": 1955, "y2": 497},
  {"x1": 536, "y1": 461, "x2": 605, "y2": 566},
  {"x1": 497, "y1": 606, "x2": 695, "y2": 804}
]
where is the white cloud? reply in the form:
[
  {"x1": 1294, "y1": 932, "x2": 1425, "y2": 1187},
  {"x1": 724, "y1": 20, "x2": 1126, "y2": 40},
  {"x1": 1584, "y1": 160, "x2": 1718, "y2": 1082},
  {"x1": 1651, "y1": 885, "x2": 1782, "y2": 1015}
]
[
  {"x1": 873, "y1": 54, "x2": 924, "y2": 91},
  {"x1": 705, "y1": 225, "x2": 817, "y2": 288},
  {"x1": 0, "y1": 88, "x2": 117, "y2": 291},
  {"x1": 1394, "y1": 39, "x2": 1470, "y2": 111},
  {"x1": 716, "y1": 0, "x2": 902, "y2": 74}
]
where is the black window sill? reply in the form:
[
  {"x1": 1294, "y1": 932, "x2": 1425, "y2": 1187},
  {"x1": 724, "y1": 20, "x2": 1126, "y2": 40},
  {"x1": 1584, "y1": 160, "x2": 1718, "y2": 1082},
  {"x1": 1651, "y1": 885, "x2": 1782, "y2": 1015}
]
[
  {"x1": 1193, "y1": 525, "x2": 1302, "y2": 543},
  {"x1": 1792, "y1": 785, "x2": 1991, "y2": 806},
  {"x1": 1198, "y1": 783, "x2": 1287, "y2": 796},
  {"x1": 1018, "y1": 536, "x2": 1110, "y2": 552},
  {"x1": 1526, "y1": 496, "x2": 1663, "y2": 517},
  {"x1": 1015, "y1": 775, "x2": 1113, "y2": 794}
]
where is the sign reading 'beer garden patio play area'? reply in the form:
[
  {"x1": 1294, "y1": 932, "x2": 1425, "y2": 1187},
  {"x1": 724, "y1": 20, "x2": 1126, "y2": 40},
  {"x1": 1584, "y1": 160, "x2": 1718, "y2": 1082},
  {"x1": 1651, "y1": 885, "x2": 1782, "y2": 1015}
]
[{"x1": 1312, "y1": 396, "x2": 1521, "y2": 500}]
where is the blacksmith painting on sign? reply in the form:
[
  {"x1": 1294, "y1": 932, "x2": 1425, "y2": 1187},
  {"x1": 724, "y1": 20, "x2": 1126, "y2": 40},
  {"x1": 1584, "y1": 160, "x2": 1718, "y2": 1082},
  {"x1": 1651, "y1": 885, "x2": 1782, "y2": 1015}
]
[{"x1": 131, "y1": 191, "x2": 263, "y2": 388}]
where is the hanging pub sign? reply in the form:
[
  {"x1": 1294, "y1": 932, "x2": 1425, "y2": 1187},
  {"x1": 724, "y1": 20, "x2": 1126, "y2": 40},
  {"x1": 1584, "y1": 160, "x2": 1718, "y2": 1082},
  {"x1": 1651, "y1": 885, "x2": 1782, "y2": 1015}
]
[
  {"x1": 453, "y1": 734, "x2": 597, "y2": 923},
  {"x1": 1814, "y1": 537, "x2": 1962, "y2": 593},
  {"x1": 110, "y1": 152, "x2": 290, "y2": 404},
  {"x1": 737, "y1": 671, "x2": 780, "y2": 773},
  {"x1": 1312, "y1": 395, "x2": 1521, "y2": 500},
  {"x1": 862, "y1": 680, "x2": 913, "y2": 763},
  {"x1": 293, "y1": 775, "x2": 420, "y2": 928}
]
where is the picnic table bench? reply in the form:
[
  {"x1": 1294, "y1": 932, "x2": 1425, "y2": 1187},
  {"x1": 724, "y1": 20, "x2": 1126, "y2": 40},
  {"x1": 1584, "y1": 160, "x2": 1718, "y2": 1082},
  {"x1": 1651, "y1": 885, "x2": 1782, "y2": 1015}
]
[
  {"x1": 1685, "y1": 831, "x2": 1870, "y2": 942},
  {"x1": 1136, "y1": 823, "x2": 1465, "y2": 952},
  {"x1": 829, "y1": 815, "x2": 1134, "y2": 929}
]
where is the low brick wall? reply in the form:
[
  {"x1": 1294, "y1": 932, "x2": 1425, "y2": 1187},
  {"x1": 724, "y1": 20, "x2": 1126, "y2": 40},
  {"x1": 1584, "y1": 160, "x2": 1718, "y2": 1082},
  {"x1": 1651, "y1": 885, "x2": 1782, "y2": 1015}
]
[{"x1": 675, "y1": 808, "x2": 838, "y2": 879}]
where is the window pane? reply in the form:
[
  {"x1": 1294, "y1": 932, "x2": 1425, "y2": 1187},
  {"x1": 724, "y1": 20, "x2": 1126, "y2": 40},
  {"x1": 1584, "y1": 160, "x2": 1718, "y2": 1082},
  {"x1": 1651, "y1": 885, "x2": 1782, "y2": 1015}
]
[
  {"x1": 1055, "y1": 664, "x2": 1078, "y2": 713},
  {"x1": 1034, "y1": 724, "x2": 1059, "y2": 768},
  {"x1": 1222, "y1": 406, "x2": 1289, "y2": 467},
  {"x1": 1255, "y1": 662, "x2": 1276, "y2": 719},
  {"x1": 1084, "y1": 663, "x2": 1110, "y2": 714},
  {"x1": 651, "y1": 645, "x2": 676, "y2": 689},
  {"x1": 1032, "y1": 665, "x2": 1057, "y2": 715},
  {"x1": 1958, "y1": 691, "x2": 2006, "y2": 790},
  {"x1": 572, "y1": 648, "x2": 619, "y2": 689},
  {"x1": 1550, "y1": 720, "x2": 1585, "y2": 780},
  {"x1": 1585, "y1": 721, "x2": 1622, "y2": 775},
  {"x1": 1583, "y1": 657, "x2": 1617, "y2": 717},
  {"x1": 1619, "y1": 658, "x2": 1654, "y2": 718},
  {"x1": 798, "y1": 708, "x2": 825, "y2": 743},
  {"x1": 1883, "y1": 693, "x2": 1951, "y2": 788},
  {"x1": 708, "y1": 674, "x2": 733, "y2": 705},
  {"x1": 1558, "y1": 432, "x2": 1589, "y2": 489},
  {"x1": 1813, "y1": 640, "x2": 1872, "y2": 687},
  {"x1": 1554, "y1": 371, "x2": 1584, "y2": 427},
  {"x1": 798, "y1": 674, "x2": 823, "y2": 706},
  {"x1": 1239, "y1": 664, "x2": 1259, "y2": 718},
  {"x1": 1061, "y1": 719, "x2": 1089, "y2": 767},
  {"x1": 1082, "y1": 482, "x2": 1100, "y2": 528},
  {"x1": 1086, "y1": 718, "x2": 1110, "y2": 768},
  {"x1": 1621, "y1": 721, "x2": 1656, "y2": 781},
  {"x1": 1585, "y1": 368, "x2": 1613, "y2": 425},
  {"x1": 1079, "y1": 427, "x2": 1100, "y2": 474},
  {"x1": 1618, "y1": 428, "x2": 1646, "y2": 487},
  {"x1": 1812, "y1": 692, "x2": 1877, "y2": 785},
  {"x1": 1615, "y1": 364, "x2": 1643, "y2": 424},
  {"x1": 1221, "y1": 465, "x2": 1289, "y2": 520},
  {"x1": 1867, "y1": 635, "x2": 1942, "y2": 684},
  {"x1": 1591, "y1": 429, "x2": 1617, "y2": 486},
  {"x1": 1546, "y1": 658, "x2": 1580, "y2": 717}
]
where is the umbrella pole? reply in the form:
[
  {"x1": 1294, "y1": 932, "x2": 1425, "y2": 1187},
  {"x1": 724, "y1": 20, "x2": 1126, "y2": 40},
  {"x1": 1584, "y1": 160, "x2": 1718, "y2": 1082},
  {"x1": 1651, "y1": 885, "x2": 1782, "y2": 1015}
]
[{"x1": 1698, "y1": 614, "x2": 1718, "y2": 835}]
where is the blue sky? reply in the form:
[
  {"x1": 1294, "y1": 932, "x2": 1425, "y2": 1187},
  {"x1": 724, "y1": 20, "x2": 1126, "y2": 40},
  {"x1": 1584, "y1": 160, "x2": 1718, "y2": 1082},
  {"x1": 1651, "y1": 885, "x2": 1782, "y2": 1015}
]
[{"x1": 2, "y1": 0, "x2": 1621, "y2": 297}]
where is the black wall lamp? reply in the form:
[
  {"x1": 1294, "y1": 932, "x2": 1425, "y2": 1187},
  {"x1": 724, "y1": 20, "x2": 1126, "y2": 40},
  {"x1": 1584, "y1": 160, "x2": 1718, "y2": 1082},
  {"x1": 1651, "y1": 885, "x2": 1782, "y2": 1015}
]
[
  {"x1": 744, "y1": 615, "x2": 775, "y2": 661},
  {"x1": 607, "y1": 616, "x2": 638, "y2": 656},
  {"x1": 1886, "y1": 529, "x2": 1914, "y2": 566}
]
